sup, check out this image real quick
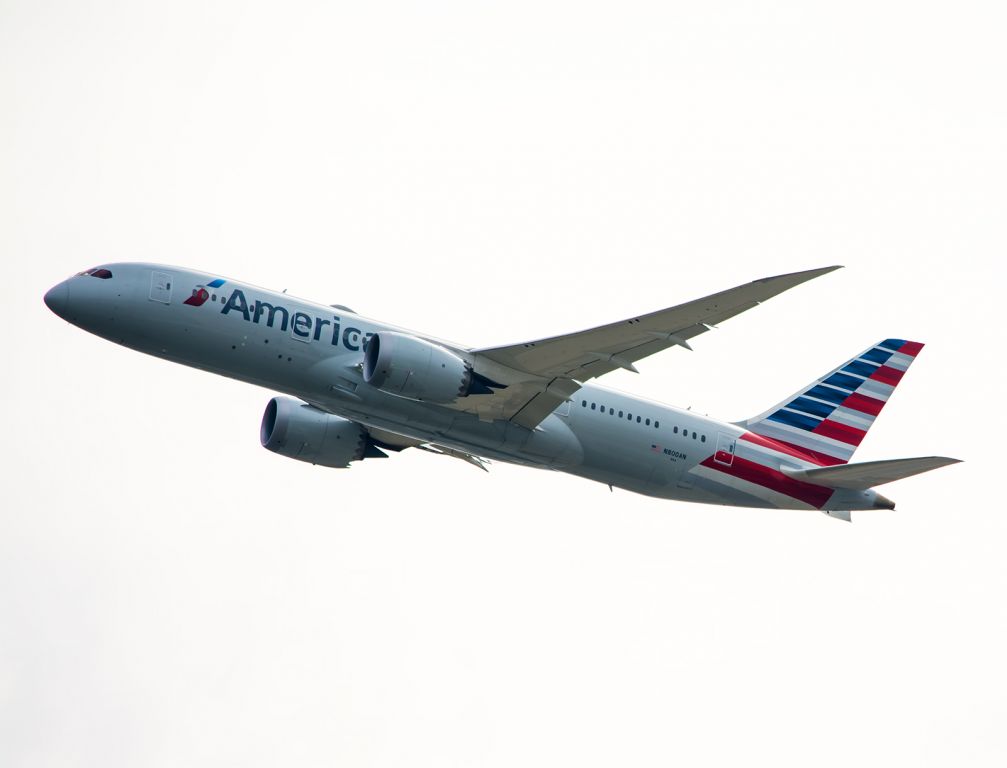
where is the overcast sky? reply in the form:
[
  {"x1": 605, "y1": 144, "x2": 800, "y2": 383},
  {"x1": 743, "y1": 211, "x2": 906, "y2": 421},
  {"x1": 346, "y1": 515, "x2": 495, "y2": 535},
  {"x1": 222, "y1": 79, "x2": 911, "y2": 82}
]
[{"x1": 2, "y1": 2, "x2": 1005, "y2": 766}]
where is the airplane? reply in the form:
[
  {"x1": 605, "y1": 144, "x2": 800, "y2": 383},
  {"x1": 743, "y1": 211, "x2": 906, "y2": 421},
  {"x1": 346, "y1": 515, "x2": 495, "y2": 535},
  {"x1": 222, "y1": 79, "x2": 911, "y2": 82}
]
[{"x1": 43, "y1": 263, "x2": 959, "y2": 521}]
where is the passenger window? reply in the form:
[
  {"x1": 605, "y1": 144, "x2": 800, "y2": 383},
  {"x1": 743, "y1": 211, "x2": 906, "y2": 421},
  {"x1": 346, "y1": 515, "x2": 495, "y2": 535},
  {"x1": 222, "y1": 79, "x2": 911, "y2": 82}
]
[
  {"x1": 627, "y1": 413, "x2": 632, "y2": 420},
  {"x1": 655, "y1": 421, "x2": 660, "y2": 428},
  {"x1": 636, "y1": 416, "x2": 641, "y2": 423},
  {"x1": 645, "y1": 418, "x2": 651, "y2": 426},
  {"x1": 673, "y1": 426, "x2": 678, "y2": 434},
  {"x1": 582, "y1": 400, "x2": 587, "y2": 407},
  {"x1": 609, "y1": 408, "x2": 614, "y2": 415},
  {"x1": 591, "y1": 403, "x2": 596, "y2": 410},
  {"x1": 701, "y1": 435, "x2": 706, "y2": 442},
  {"x1": 619, "y1": 410, "x2": 624, "y2": 418},
  {"x1": 692, "y1": 432, "x2": 697, "y2": 439}
]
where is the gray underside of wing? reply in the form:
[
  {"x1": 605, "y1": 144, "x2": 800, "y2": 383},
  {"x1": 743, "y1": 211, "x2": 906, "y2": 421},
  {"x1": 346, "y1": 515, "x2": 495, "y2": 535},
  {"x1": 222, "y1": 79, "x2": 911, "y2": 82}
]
[{"x1": 461, "y1": 266, "x2": 841, "y2": 429}]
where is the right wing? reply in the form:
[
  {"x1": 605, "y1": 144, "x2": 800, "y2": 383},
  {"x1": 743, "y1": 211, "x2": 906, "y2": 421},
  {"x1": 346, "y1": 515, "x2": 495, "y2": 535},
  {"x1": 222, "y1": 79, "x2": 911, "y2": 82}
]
[{"x1": 459, "y1": 266, "x2": 842, "y2": 428}]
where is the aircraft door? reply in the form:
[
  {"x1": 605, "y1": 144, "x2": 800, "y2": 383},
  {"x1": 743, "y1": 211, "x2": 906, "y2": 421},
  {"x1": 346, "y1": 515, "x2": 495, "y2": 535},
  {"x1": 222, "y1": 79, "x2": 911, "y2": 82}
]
[
  {"x1": 149, "y1": 271, "x2": 173, "y2": 304},
  {"x1": 714, "y1": 433, "x2": 737, "y2": 466}
]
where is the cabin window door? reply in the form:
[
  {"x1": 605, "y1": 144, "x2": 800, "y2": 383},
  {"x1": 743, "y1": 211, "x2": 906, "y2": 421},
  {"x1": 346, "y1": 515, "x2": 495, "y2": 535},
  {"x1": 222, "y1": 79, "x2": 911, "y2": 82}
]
[
  {"x1": 714, "y1": 433, "x2": 736, "y2": 466},
  {"x1": 149, "y1": 271, "x2": 173, "y2": 304}
]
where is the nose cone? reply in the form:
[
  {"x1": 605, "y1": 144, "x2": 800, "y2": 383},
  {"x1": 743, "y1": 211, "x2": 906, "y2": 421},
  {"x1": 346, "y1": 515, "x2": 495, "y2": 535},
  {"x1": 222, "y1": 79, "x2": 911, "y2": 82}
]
[{"x1": 44, "y1": 281, "x2": 69, "y2": 318}]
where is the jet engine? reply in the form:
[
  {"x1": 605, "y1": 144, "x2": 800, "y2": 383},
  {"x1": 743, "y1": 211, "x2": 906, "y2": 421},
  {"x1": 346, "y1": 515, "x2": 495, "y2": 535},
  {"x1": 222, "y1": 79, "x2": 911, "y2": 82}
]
[
  {"x1": 363, "y1": 331, "x2": 488, "y2": 403},
  {"x1": 260, "y1": 396, "x2": 385, "y2": 468}
]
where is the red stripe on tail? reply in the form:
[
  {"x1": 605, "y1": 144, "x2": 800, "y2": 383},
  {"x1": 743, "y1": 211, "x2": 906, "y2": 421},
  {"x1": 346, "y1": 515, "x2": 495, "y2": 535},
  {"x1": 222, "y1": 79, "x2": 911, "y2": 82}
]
[
  {"x1": 812, "y1": 419, "x2": 867, "y2": 446},
  {"x1": 870, "y1": 365, "x2": 905, "y2": 386},
  {"x1": 841, "y1": 392, "x2": 885, "y2": 416}
]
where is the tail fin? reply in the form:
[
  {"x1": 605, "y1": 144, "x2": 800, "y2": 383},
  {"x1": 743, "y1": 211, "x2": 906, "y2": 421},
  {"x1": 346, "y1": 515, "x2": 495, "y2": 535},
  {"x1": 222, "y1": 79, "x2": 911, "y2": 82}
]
[{"x1": 742, "y1": 339, "x2": 924, "y2": 465}]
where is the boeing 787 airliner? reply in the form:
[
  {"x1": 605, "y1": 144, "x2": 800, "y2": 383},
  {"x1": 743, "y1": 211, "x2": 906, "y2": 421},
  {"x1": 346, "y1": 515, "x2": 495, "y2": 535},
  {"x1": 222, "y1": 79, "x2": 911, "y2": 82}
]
[{"x1": 44, "y1": 264, "x2": 958, "y2": 520}]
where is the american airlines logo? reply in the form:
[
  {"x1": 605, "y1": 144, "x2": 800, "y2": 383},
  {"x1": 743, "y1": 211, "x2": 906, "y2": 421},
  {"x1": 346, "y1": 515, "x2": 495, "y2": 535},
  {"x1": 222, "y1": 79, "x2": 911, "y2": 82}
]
[
  {"x1": 194, "y1": 285, "x2": 371, "y2": 352},
  {"x1": 183, "y1": 278, "x2": 227, "y2": 306}
]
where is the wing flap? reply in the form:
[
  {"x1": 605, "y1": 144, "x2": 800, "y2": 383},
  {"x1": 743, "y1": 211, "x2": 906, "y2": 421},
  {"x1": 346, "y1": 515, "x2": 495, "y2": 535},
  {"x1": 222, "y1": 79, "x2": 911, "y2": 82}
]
[{"x1": 782, "y1": 456, "x2": 961, "y2": 490}]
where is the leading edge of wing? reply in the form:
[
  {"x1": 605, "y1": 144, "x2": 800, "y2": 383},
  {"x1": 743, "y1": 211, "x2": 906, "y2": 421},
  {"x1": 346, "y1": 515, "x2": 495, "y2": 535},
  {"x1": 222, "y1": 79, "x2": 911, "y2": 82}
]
[{"x1": 474, "y1": 265, "x2": 843, "y2": 380}]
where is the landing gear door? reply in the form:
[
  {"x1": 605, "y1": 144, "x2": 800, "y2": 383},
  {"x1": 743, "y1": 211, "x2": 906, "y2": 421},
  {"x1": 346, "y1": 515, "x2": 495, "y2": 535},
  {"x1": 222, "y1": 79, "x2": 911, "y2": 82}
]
[
  {"x1": 714, "y1": 433, "x2": 737, "y2": 466},
  {"x1": 150, "y1": 271, "x2": 173, "y2": 304}
]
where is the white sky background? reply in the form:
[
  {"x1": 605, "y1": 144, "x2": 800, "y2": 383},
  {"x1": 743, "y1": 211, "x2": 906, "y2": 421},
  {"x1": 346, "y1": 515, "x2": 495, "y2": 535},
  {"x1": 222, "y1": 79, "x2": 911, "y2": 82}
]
[{"x1": 2, "y1": 1, "x2": 1005, "y2": 765}]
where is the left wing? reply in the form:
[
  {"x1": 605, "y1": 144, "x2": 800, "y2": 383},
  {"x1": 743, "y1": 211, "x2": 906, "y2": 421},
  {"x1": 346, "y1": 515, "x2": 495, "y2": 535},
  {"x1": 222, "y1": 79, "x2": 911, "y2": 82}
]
[{"x1": 457, "y1": 266, "x2": 841, "y2": 428}]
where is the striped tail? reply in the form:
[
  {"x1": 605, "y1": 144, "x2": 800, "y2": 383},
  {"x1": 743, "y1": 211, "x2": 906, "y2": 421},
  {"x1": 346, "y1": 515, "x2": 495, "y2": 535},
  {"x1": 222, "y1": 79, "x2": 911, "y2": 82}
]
[{"x1": 742, "y1": 339, "x2": 924, "y2": 466}]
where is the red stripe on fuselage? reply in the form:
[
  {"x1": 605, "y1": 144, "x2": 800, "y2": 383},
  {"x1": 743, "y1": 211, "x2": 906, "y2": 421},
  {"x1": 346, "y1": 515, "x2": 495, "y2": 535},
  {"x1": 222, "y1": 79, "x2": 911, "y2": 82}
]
[
  {"x1": 812, "y1": 419, "x2": 866, "y2": 446},
  {"x1": 700, "y1": 455, "x2": 834, "y2": 509},
  {"x1": 740, "y1": 432, "x2": 846, "y2": 466},
  {"x1": 841, "y1": 392, "x2": 885, "y2": 416}
]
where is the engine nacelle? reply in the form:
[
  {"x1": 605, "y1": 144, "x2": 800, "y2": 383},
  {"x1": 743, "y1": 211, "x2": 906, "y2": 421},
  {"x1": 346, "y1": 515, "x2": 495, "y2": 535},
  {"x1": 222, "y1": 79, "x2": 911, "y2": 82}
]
[
  {"x1": 260, "y1": 396, "x2": 377, "y2": 468},
  {"x1": 363, "y1": 331, "x2": 473, "y2": 404}
]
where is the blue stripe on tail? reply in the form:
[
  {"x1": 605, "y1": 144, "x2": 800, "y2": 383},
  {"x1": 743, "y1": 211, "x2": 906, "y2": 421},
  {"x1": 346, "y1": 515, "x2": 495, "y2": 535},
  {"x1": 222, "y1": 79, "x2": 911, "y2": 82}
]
[{"x1": 767, "y1": 409, "x2": 821, "y2": 431}]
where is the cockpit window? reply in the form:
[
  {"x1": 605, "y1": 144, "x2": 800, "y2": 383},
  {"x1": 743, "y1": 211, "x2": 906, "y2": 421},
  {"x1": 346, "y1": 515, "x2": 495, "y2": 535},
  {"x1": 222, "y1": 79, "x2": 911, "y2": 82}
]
[{"x1": 75, "y1": 267, "x2": 113, "y2": 279}]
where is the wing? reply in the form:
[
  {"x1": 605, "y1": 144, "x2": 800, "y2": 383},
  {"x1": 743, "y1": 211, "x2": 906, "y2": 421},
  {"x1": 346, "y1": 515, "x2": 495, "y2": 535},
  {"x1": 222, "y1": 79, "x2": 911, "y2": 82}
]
[{"x1": 459, "y1": 266, "x2": 841, "y2": 428}]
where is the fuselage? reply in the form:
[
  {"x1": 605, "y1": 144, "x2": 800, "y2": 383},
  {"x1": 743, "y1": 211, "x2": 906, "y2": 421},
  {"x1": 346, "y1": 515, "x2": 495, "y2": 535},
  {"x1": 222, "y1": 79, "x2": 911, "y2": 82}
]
[{"x1": 44, "y1": 263, "x2": 890, "y2": 512}]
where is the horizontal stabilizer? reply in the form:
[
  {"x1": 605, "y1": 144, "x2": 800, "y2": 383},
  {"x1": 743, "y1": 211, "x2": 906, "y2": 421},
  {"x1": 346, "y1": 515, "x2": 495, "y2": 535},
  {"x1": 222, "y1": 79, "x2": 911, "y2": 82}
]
[{"x1": 782, "y1": 456, "x2": 961, "y2": 490}]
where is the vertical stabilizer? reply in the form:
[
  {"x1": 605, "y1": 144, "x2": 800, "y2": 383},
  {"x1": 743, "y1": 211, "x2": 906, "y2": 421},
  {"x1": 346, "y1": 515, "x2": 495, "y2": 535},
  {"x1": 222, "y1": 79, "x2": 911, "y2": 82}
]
[{"x1": 742, "y1": 339, "x2": 923, "y2": 465}]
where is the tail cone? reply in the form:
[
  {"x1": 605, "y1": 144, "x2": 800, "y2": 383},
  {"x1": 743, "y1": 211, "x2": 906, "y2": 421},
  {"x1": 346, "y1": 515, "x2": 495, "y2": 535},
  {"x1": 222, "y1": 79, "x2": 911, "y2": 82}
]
[{"x1": 873, "y1": 492, "x2": 896, "y2": 510}]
